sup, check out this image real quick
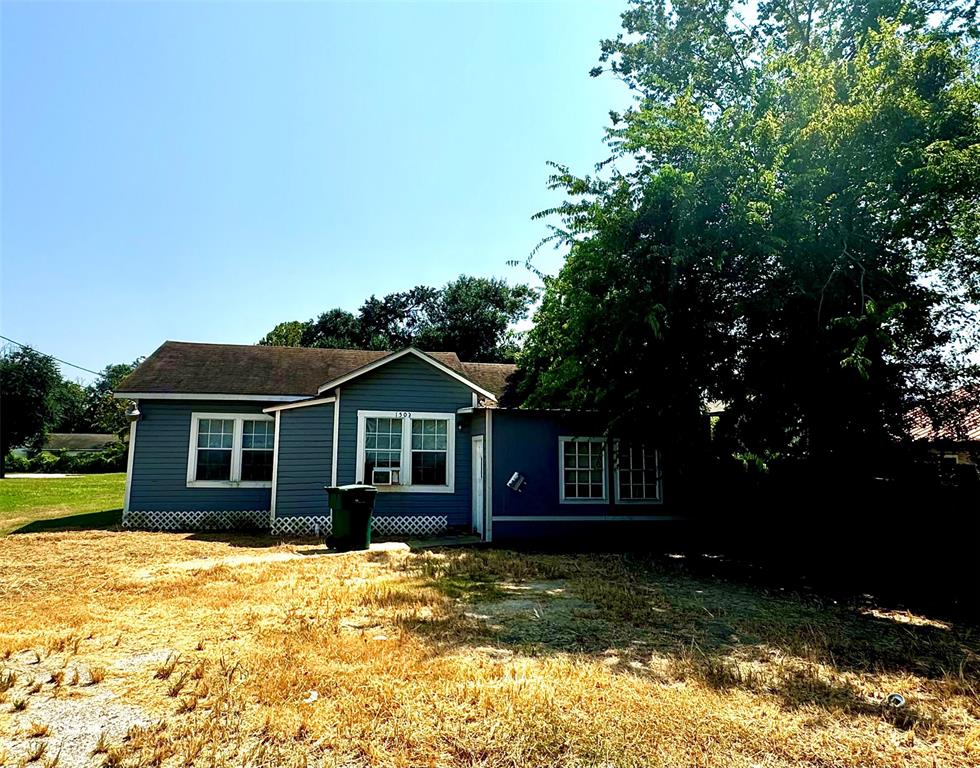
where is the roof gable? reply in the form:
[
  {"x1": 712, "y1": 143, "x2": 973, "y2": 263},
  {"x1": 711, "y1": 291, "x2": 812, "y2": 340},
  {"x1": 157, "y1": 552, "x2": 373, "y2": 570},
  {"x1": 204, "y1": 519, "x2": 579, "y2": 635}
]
[{"x1": 316, "y1": 347, "x2": 497, "y2": 401}]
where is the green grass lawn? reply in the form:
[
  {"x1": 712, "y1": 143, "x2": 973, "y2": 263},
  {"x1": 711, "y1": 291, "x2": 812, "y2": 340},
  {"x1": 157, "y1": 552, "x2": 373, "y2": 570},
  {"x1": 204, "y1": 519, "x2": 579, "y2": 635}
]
[{"x1": 0, "y1": 472, "x2": 125, "y2": 535}]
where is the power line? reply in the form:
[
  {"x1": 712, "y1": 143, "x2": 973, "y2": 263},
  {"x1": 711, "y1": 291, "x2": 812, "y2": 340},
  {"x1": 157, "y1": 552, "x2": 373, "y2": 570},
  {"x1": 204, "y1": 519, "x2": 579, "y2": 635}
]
[{"x1": 0, "y1": 334, "x2": 104, "y2": 377}]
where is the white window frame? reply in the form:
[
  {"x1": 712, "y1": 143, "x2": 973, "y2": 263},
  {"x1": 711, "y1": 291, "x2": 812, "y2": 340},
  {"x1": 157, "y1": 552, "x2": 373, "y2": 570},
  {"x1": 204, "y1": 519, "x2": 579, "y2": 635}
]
[
  {"x1": 355, "y1": 410, "x2": 455, "y2": 494},
  {"x1": 613, "y1": 440, "x2": 663, "y2": 504},
  {"x1": 186, "y1": 412, "x2": 275, "y2": 488},
  {"x1": 558, "y1": 436, "x2": 608, "y2": 504}
]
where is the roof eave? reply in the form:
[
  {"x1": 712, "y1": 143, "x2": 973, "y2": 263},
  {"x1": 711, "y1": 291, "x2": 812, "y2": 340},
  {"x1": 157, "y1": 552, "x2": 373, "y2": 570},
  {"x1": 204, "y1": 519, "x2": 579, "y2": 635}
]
[{"x1": 113, "y1": 392, "x2": 308, "y2": 403}]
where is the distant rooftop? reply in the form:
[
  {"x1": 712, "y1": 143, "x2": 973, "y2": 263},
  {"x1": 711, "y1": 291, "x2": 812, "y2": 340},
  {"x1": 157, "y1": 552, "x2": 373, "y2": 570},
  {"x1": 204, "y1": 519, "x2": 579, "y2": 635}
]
[
  {"x1": 43, "y1": 433, "x2": 120, "y2": 452},
  {"x1": 908, "y1": 386, "x2": 980, "y2": 442}
]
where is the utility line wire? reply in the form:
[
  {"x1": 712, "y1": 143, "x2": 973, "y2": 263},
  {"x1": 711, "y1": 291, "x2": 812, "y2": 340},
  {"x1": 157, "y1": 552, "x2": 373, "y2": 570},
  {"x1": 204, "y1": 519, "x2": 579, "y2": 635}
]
[{"x1": 0, "y1": 334, "x2": 103, "y2": 377}]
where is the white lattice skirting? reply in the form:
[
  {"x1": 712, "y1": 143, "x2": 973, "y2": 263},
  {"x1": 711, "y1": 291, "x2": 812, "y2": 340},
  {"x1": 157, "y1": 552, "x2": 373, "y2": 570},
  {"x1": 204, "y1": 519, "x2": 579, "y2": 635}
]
[
  {"x1": 271, "y1": 515, "x2": 332, "y2": 537},
  {"x1": 272, "y1": 514, "x2": 448, "y2": 538},
  {"x1": 124, "y1": 510, "x2": 449, "y2": 538},
  {"x1": 123, "y1": 509, "x2": 270, "y2": 532},
  {"x1": 373, "y1": 515, "x2": 448, "y2": 537}
]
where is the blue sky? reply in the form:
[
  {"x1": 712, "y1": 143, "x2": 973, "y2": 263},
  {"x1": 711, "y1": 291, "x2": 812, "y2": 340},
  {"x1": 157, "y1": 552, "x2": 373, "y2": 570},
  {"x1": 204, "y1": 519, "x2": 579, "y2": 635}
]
[{"x1": 1, "y1": 1, "x2": 631, "y2": 382}]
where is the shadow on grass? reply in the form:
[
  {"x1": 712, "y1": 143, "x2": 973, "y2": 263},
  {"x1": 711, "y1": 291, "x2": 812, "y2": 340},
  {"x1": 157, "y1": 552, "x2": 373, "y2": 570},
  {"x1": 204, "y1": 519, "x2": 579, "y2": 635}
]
[
  {"x1": 186, "y1": 532, "x2": 286, "y2": 548},
  {"x1": 400, "y1": 548, "x2": 980, "y2": 725},
  {"x1": 12, "y1": 508, "x2": 123, "y2": 534}
]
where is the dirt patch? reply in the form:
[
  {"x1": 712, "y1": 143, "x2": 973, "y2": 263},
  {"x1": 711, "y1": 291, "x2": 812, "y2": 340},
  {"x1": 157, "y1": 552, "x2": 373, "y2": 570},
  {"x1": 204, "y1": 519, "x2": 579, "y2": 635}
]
[
  {"x1": 467, "y1": 580, "x2": 622, "y2": 652},
  {"x1": 133, "y1": 541, "x2": 411, "y2": 579},
  {"x1": 4, "y1": 687, "x2": 150, "y2": 767},
  {"x1": 0, "y1": 648, "x2": 160, "y2": 768}
]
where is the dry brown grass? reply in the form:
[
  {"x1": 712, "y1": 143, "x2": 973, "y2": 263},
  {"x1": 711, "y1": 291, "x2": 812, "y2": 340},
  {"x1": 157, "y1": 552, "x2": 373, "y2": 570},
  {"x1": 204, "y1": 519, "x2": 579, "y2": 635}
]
[
  {"x1": 23, "y1": 721, "x2": 49, "y2": 738},
  {"x1": 0, "y1": 530, "x2": 976, "y2": 767},
  {"x1": 87, "y1": 666, "x2": 107, "y2": 685}
]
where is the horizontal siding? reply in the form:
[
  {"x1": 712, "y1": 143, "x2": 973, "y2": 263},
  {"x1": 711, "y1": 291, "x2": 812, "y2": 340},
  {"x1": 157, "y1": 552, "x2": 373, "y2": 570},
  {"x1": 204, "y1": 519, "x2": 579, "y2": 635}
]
[
  {"x1": 336, "y1": 354, "x2": 474, "y2": 527},
  {"x1": 130, "y1": 400, "x2": 273, "y2": 512},
  {"x1": 492, "y1": 519, "x2": 684, "y2": 541},
  {"x1": 274, "y1": 403, "x2": 334, "y2": 518},
  {"x1": 490, "y1": 410, "x2": 668, "y2": 520}
]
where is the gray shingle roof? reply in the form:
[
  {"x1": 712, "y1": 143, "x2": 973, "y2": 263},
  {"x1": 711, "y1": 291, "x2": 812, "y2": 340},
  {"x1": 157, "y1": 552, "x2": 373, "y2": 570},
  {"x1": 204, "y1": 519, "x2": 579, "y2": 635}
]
[
  {"x1": 116, "y1": 341, "x2": 518, "y2": 400},
  {"x1": 461, "y1": 362, "x2": 522, "y2": 406},
  {"x1": 44, "y1": 433, "x2": 120, "y2": 451}
]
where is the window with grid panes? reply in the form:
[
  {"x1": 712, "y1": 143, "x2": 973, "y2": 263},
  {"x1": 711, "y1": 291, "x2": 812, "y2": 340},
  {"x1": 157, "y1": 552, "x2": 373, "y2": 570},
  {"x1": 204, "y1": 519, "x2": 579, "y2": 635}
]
[
  {"x1": 411, "y1": 418, "x2": 449, "y2": 485},
  {"x1": 615, "y1": 443, "x2": 660, "y2": 501},
  {"x1": 560, "y1": 437, "x2": 606, "y2": 501},
  {"x1": 363, "y1": 417, "x2": 403, "y2": 485}
]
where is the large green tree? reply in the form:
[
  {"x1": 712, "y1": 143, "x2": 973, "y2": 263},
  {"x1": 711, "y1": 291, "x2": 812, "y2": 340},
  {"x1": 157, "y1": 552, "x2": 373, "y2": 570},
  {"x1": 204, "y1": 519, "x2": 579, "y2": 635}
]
[
  {"x1": 258, "y1": 320, "x2": 306, "y2": 348},
  {"x1": 259, "y1": 276, "x2": 537, "y2": 362},
  {"x1": 86, "y1": 361, "x2": 143, "y2": 436},
  {"x1": 0, "y1": 346, "x2": 63, "y2": 474},
  {"x1": 522, "y1": 0, "x2": 980, "y2": 470},
  {"x1": 52, "y1": 379, "x2": 90, "y2": 433},
  {"x1": 421, "y1": 276, "x2": 537, "y2": 362}
]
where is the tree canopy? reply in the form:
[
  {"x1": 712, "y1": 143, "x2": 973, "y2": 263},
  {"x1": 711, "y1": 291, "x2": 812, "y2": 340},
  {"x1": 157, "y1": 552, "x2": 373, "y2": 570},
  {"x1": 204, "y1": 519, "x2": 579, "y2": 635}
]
[
  {"x1": 259, "y1": 276, "x2": 537, "y2": 363},
  {"x1": 83, "y1": 362, "x2": 144, "y2": 435},
  {"x1": 1, "y1": 345, "x2": 142, "y2": 471},
  {"x1": 521, "y1": 0, "x2": 980, "y2": 470},
  {"x1": 0, "y1": 346, "x2": 63, "y2": 466}
]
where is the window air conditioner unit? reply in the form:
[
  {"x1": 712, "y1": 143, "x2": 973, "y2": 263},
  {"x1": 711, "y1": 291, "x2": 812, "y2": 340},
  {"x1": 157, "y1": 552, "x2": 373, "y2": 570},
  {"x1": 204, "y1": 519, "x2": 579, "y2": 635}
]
[{"x1": 371, "y1": 468, "x2": 401, "y2": 486}]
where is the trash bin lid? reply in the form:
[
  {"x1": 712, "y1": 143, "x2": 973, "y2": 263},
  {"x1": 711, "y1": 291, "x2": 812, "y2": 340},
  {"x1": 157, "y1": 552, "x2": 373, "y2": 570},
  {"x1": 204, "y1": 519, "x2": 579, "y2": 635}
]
[{"x1": 324, "y1": 484, "x2": 377, "y2": 493}]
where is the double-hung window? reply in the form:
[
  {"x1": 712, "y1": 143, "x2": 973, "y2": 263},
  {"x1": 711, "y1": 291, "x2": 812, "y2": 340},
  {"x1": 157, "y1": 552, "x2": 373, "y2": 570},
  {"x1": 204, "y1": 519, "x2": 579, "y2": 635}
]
[
  {"x1": 187, "y1": 413, "x2": 275, "y2": 487},
  {"x1": 356, "y1": 411, "x2": 454, "y2": 493},
  {"x1": 559, "y1": 436, "x2": 608, "y2": 503},
  {"x1": 411, "y1": 418, "x2": 449, "y2": 485},
  {"x1": 241, "y1": 419, "x2": 275, "y2": 481},
  {"x1": 614, "y1": 442, "x2": 662, "y2": 503},
  {"x1": 364, "y1": 417, "x2": 404, "y2": 485}
]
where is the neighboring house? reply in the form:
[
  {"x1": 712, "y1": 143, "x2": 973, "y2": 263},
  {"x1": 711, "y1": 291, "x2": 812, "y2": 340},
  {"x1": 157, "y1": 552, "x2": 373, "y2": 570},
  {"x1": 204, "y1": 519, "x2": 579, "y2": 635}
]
[
  {"x1": 11, "y1": 433, "x2": 119, "y2": 458},
  {"x1": 908, "y1": 386, "x2": 980, "y2": 470},
  {"x1": 114, "y1": 341, "x2": 672, "y2": 540}
]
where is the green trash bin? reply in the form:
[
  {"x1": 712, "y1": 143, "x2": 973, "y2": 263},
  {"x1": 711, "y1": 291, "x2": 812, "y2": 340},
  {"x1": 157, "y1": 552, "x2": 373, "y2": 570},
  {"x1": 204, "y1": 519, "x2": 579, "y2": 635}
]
[{"x1": 325, "y1": 484, "x2": 377, "y2": 551}]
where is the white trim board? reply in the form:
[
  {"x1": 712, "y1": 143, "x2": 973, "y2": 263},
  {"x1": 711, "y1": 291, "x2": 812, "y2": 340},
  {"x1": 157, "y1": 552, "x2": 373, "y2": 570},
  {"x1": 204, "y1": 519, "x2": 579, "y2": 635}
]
[
  {"x1": 471, "y1": 434, "x2": 485, "y2": 537},
  {"x1": 484, "y1": 408, "x2": 493, "y2": 543},
  {"x1": 115, "y1": 392, "x2": 306, "y2": 403},
  {"x1": 123, "y1": 413, "x2": 138, "y2": 517},
  {"x1": 263, "y1": 396, "x2": 335, "y2": 414},
  {"x1": 269, "y1": 411, "x2": 282, "y2": 527},
  {"x1": 331, "y1": 389, "x2": 340, "y2": 486},
  {"x1": 316, "y1": 347, "x2": 497, "y2": 402},
  {"x1": 493, "y1": 516, "x2": 681, "y2": 522}
]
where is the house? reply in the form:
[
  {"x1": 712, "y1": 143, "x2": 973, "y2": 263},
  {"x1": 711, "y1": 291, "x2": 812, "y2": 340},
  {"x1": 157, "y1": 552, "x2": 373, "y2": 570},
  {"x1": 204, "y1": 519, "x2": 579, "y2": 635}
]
[
  {"x1": 114, "y1": 341, "x2": 674, "y2": 540},
  {"x1": 11, "y1": 433, "x2": 119, "y2": 458},
  {"x1": 908, "y1": 385, "x2": 980, "y2": 472}
]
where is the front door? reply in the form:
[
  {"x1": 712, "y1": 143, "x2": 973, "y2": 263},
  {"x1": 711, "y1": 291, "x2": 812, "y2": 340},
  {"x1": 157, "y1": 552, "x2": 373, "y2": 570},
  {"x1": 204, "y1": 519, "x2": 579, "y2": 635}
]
[{"x1": 471, "y1": 435, "x2": 485, "y2": 536}]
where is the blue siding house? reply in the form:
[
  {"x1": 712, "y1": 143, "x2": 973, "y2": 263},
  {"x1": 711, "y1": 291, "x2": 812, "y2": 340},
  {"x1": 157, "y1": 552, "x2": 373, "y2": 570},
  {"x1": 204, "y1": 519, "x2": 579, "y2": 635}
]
[{"x1": 115, "y1": 341, "x2": 673, "y2": 540}]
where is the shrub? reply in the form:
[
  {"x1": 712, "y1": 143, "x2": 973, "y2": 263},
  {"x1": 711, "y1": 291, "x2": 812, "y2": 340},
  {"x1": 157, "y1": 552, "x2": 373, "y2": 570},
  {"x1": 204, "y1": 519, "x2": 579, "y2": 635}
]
[
  {"x1": 7, "y1": 442, "x2": 129, "y2": 474},
  {"x1": 3, "y1": 452, "x2": 30, "y2": 472},
  {"x1": 30, "y1": 452, "x2": 60, "y2": 473},
  {"x1": 71, "y1": 441, "x2": 127, "y2": 473}
]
